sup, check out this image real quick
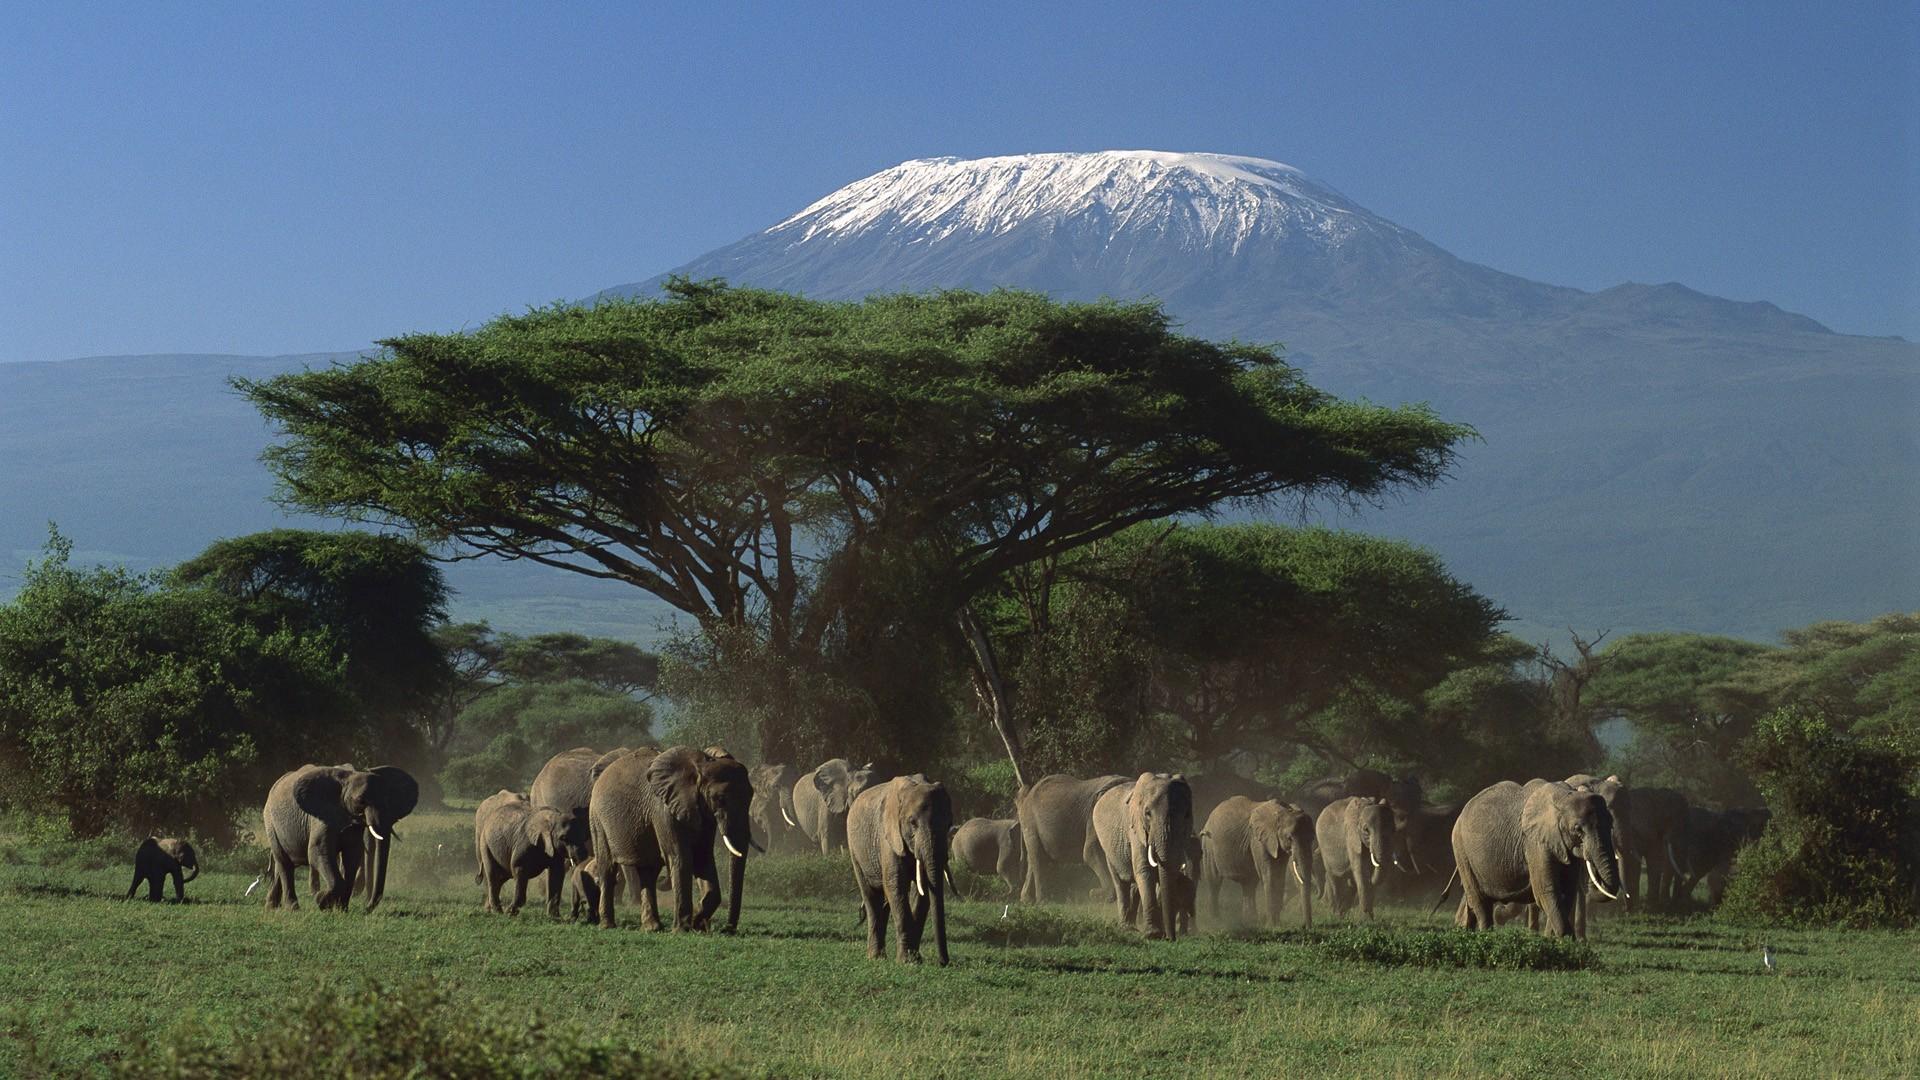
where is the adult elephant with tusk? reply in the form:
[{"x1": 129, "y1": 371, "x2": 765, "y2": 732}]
[
  {"x1": 261, "y1": 763, "x2": 418, "y2": 911},
  {"x1": 749, "y1": 763, "x2": 804, "y2": 855},
  {"x1": 848, "y1": 775, "x2": 954, "y2": 965},
  {"x1": 590, "y1": 745, "x2": 757, "y2": 932},
  {"x1": 1451, "y1": 779, "x2": 1626, "y2": 938},
  {"x1": 1089, "y1": 773, "x2": 1194, "y2": 939},
  {"x1": 1201, "y1": 797, "x2": 1316, "y2": 927},
  {"x1": 1316, "y1": 796, "x2": 1402, "y2": 920}
]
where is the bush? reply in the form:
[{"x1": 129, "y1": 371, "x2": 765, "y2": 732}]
[
  {"x1": 103, "y1": 980, "x2": 734, "y2": 1079},
  {"x1": 748, "y1": 853, "x2": 860, "y2": 902},
  {"x1": 1720, "y1": 707, "x2": 1918, "y2": 927},
  {"x1": 1316, "y1": 926, "x2": 1600, "y2": 971},
  {"x1": 439, "y1": 733, "x2": 533, "y2": 800}
]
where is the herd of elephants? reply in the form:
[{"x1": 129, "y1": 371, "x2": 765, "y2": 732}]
[{"x1": 121, "y1": 746, "x2": 1769, "y2": 966}]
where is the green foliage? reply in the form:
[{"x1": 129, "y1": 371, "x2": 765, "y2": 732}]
[
  {"x1": 1587, "y1": 632, "x2": 1776, "y2": 803},
  {"x1": 0, "y1": 531, "x2": 347, "y2": 839},
  {"x1": 106, "y1": 980, "x2": 731, "y2": 1079},
  {"x1": 999, "y1": 522, "x2": 1512, "y2": 778},
  {"x1": 240, "y1": 282, "x2": 1471, "y2": 763},
  {"x1": 438, "y1": 679, "x2": 652, "y2": 799},
  {"x1": 1721, "y1": 707, "x2": 1918, "y2": 927},
  {"x1": 1316, "y1": 926, "x2": 1600, "y2": 970},
  {"x1": 172, "y1": 530, "x2": 450, "y2": 757},
  {"x1": 945, "y1": 759, "x2": 1021, "y2": 819}
]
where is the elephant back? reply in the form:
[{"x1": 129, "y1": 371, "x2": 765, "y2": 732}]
[
  {"x1": 1202, "y1": 796, "x2": 1257, "y2": 882},
  {"x1": 531, "y1": 747, "x2": 602, "y2": 814},
  {"x1": 1018, "y1": 773, "x2": 1127, "y2": 863}
]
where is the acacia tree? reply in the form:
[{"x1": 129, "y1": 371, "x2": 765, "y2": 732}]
[{"x1": 241, "y1": 281, "x2": 1470, "y2": 779}]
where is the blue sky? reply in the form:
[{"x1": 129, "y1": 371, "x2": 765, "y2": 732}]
[{"x1": 3, "y1": 2, "x2": 1914, "y2": 362}]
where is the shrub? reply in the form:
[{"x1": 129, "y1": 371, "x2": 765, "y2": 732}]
[
  {"x1": 748, "y1": 853, "x2": 861, "y2": 903},
  {"x1": 1720, "y1": 707, "x2": 1918, "y2": 927},
  {"x1": 104, "y1": 980, "x2": 734, "y2": 1079},
  {"x1": 1316, "y1": 926, "x2": 1600, "y2": 971}
]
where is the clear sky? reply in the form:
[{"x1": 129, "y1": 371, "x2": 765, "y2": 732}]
[{"x1": 3, "y1": 2, "x2": 1914, "y2": 363}]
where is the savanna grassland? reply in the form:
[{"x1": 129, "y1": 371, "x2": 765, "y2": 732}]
[{"x1": 3, "y1": 808, "x2": 1914, "y2": 1079}]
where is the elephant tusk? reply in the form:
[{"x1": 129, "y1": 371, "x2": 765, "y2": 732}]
[
  {"x1": 781, "y1": 807, "x2": 798, "y2": 828},
  {"x1": 722, "y1": 835, "x2": 745, "y2": 860},
  {"x1": 367, "y1": 824, "x2": 386, "y2": 841},
  {"x1": 1292, "y1": 860, "x2": 1305, "y2": 886},
  {"x1": 1666, "y1": 840, "x2": 1683, "y2": 877},
  {"x1": 1585, "y1": 859, "x2": 1621, "y2": 902},
  {"x1": 915, "y1": 863, "x2": 927, "y2": 898},
  {"x1": 1146, "y1": 845, "x2": 1159, "y2": 869},
  {"x1": 1370, "y1": 851, "x2": 1382, "y2": 870},
  {"x1": 245, "y1": 875, "x2": 262, "y2": 897}
]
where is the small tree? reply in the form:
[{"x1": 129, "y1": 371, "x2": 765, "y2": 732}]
[
  {"x1": 1722, "y1": 707, "x2": 1918, "y2": 927},
  {"x1": 0, "y1": 532, "x2": 347, "y2": 839}
]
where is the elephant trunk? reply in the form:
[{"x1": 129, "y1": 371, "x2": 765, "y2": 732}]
[
  {"x1": 1582, "y1": 831, "x2": 1626, "y2": 903},
  {"x1": 720, "y1": 810, "x2": 748, "y2": 931},
  {"x1": 366, "y1": 834, "x2": 392, "y2": 912},
  {"x1": 1297, "y1": 854, "x2": 1313, "y2": 928}
]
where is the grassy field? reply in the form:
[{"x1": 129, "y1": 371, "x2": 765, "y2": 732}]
[{"x1": 3, "y1": 808, "x2": 1915, "y2": 1078}]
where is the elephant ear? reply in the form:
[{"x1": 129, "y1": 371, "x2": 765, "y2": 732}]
[
  {"x1": 884, "y1": 782, "x2": 910, "y2": 859},
  {"x1": 292, "y1": 768, "x2": 351, "y2": 828},
  {"x1": 368, "y1": 766, "x2": 420, "y2": 822},
  {"x1": 647, "y1": 751, "x2": 701, "y2": 824},
  {"x1": 1521, "y1": 784, "x2": 1576, "y2": 862}
]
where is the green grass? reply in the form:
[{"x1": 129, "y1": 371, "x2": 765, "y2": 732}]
[{"x1": 2, "y1": 812, "x2": 1915, "y2": 1078}]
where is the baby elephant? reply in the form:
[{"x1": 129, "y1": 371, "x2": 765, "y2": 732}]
[
  {"x1": 127, "y1": 837, "x2": 199, "y2": 902},
  {"x1": 950, "y1": 817, "x2": 1024, "y2": 898},
  {"x1": 474, "y1": 790, "x2": 592, "y2": 916},
  {"x1": 568, "y1": 857, "x2": 604, "y2": 921}
]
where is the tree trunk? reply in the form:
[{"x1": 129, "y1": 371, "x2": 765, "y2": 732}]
[{"x1": 957, "y1": 606, "x2": 1029, "y2": 790}]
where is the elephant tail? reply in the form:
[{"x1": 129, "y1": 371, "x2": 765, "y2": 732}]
[{"x1": 1428, "y1": 868, "x2": 1459, "y2": 917}]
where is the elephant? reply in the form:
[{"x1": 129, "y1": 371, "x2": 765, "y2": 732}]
[
  {"x1": 568, "y1": 857, "x2": 603, "y2": 921},
  {"x1": 261, "y1": 763, "x2": 418, "y2": 911},
  {"x1": 126, "y1": 837, "x2": 198, "y2": 902},
  {"x1": 848, "y1": 774, "x2": 953, "y2": 965},
  {"x1": 589, "y1": 745, "x2": 756, "y2": 932},
  {"x1": 1451, "y1": 779, "x2": 1626, "y2": 938},
  {"x1": 951, "y1": 817, "x2": 1024, "y2": 897},
  {"x1": 1166, "y1": 831, "x2": 1205, "y2": 934},
  {"x1": 1089, "y1": 772, "x2": 1194, "y2": 939},
  {"x1": 1676, "y1": 805, "x2": 1770, "y2": 907},
  {"x1": 1015, "y1": 772, "x2": 1128, "y2": 903},
  {"x1": 473, "y1": 789, "x2": 591, "y2": 916},
  {"x1": 792, "y1": 758, "x2": 887, "y2": 855},
  {"x1": 1316, "y1": 796, "x2": 1404, "y2": 919},
  {"x1": 1617, "y1": 785, "x2": 1689, "y2": 910},
  {"x1": 1564, "y1": 774, "x2": 1628, "y2": 933},
  {"x1": 1293, "y1": 767, "x2": 1400, "y2": 822},
  {"x1": 749, "y1": 763, "x2": 804, "y2": 855},
  {"x1": 530, "y1": 747, "x2": 603, "y2": 815},
  {"x1": 1201, "y1": 796, "x2": 1315, "y2": 927}
]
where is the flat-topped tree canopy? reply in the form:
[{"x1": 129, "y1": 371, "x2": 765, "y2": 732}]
[{"x1": 239, "y1": 280, "x2": 1472, "y2": 769}]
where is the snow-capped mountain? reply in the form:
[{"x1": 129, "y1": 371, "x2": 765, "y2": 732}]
[
  {"x1": 595, "y1": 150, "x2": 1587, "y2": 331},
  {"x1": 768, "y1": 151, "x2": 1381, "y2": 253},
  {"x1": 587, "y1": 150, "x2": 1917, "y2": 639}
]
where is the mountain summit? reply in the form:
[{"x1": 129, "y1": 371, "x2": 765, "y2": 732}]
[
  {"x1": 594, "y1": 149, "x2": 1581, "y2": 329},
  {"x1": 766, "y1": 151, "x2": 1386, "y2": 254}
]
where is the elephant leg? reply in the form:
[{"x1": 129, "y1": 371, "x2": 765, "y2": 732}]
[
  {"x1": 125, "y1": 871, "x2": 142, "y2": 901},
  {"x1": 1084, "y1": 833, "x2": 1115, "y2": 903},
  {"x1": 171, "y1": 869, "x2": 185, "y2": 902},
  {"x1": 903, "y1": 867, "x2": 931, "y2": 957},
  {"x1": 546, "y1": 864, "x2": 564, "y2": 919},
  {"x1": 1138, "y1": 862, "x2": 1166, "y2": 940},
  {"x1": 484, "y1": 862, "x2": 506, "y2": 913},
  {"x1": 886, "y1": 862, "x2": 917, "y2": 963},
  {"x1": 692, "y1": 859, "x2": 722, "y2": 932},
  {"x1": 509, "y1": 869, "x2": 531, "y2": 915},
  {"x1": 861, "y1": 885, "x2": 888, "y2": 959},
  {"x1": 1260, "y1": 872, "x2": 1279, "y2": 926},
  {"x1": 638, "y1": 864, "x2": 664, "y2": 932}
]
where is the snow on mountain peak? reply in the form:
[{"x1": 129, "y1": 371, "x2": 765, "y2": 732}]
[{"x1": 769, "y1": 150, "x2": 1380, "y2": 254}]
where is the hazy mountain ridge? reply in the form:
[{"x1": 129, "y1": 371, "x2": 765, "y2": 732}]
[{"x1": 5, "y1": 151, "x2": 1914, "y2": 641}]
